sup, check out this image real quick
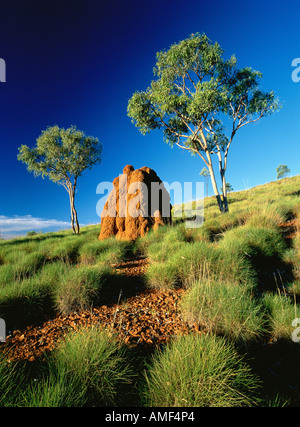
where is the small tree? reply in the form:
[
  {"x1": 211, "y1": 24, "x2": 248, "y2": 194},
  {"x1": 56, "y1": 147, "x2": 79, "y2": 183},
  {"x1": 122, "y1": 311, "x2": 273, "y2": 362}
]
[
  {"x1": 18, "y1": 125, "x2": 102, "y2": 234},
  {"x1": 26, "y1": 230, "x2": 43, "y2": 236},
  {"x1": 220, "y1": 183, "x2": 233, "y2": 193},
  {"x1": 276, "y1": 164, "x2": 290, "y2": 180},
  {"x1": 27, "y1": 231, "x2": 38, "y2": 236},
  {"x1": 128, "y1": 33, "x2": 280, "y2": 213},
  {"x1": 200, "y1": 167, "x2": 210, "y2": 198}
]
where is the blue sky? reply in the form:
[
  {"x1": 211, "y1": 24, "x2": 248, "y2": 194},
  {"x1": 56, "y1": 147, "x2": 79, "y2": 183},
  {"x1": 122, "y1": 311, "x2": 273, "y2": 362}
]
[{"x1": 0, "y1": 0, "x2": 299, "y2": 238}]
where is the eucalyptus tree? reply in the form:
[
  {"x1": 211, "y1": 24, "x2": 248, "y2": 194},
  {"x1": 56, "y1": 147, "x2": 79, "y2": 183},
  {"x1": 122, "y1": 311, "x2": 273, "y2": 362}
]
[
  {"x1": 200, "y1": 167, "x2": 210, "y2": 198},
  {"x1": 128, "y1": 33, "x2": 280, "y2": 213},
  {"x1": 276, "y1": 164, "x2": 290, "y2": 180},
  {"x1": 18, "y1": 125, "x2": 102, "y2": 234}
]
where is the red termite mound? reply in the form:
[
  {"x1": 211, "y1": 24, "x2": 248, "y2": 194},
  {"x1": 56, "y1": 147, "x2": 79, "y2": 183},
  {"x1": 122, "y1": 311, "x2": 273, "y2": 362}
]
[{"x1": 99, "y1": 165, "x2": 172, "y2": 240}]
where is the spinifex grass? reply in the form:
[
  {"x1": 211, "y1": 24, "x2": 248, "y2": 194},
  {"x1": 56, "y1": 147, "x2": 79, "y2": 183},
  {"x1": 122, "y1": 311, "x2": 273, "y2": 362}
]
[
  {"x1": 218, "y1": 224, "x2": 287, "y2": 260},
  {"x1": 142, "y1": 333, "x2": 261, "y2": 407},
  {"x1": 0, "y1": 354, "x2": 26, "y2": 407},
  {"x1": 22, "y1": 326, "x2": 134, "y2": 407},
  {"x1": 262, "y1": 291, "x2": 300, "y2": 341},
  {"x1": 181, "y1": 279, "x2": 266, "y2": 343},
  {"x1": 49, "y1": 235, "x2": 86, "y2": 264},
  {"x1": 0, "y1": 252, "x2": 47, "y2": 286},
  {"x1": 79, "y1": 237, "x2": 136, "y2": 266},
  {"x1": 54, "y1": 265, "x2": 114, "y2": 315},
  {"x1": 0, "y1": 262, "x2": 70, "y2": 328},
  {"x1": 145, "y1": 238, "x2": 255, "y2": 290}
]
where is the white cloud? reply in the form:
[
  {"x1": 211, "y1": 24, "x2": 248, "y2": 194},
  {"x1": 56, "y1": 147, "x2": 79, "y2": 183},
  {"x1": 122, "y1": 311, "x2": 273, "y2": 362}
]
[{"x1": 0, "y1": 215, "x2": 70, "y2": 235}]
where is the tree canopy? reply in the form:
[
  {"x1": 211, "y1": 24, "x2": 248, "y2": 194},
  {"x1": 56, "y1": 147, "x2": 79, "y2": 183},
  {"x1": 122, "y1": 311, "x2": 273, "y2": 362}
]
[
  {"x1": 18, "y1": 125, "x2": 102, "y2": 234},
  {"x1": 128, "y1": 33, "x2": 280, "y2": 213},
  {"x1": 276, "y1": 164, "x2": 290, "y2": 180}
]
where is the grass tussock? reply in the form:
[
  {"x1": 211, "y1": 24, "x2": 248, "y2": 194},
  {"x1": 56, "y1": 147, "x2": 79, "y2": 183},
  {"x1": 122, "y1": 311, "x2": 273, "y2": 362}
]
[
  {"x1": 0, "y1": 176, "x2": 299, "y2": 407},
  {"x1": 262, "y1": 292, "x2": 300, "y2": 342},
  {"x1": 5, "y1": 326, "x2": 135, "y2": 407},
  {"x1": 54, "y1": 265, "x2": 113, "y2": 315},
  {"x1": 145, "y1": 238, "x2": 255, "y2": 291},
  {"x1": 142, "y1": 333, "x2": 261, "y2": 407},
  {"x1": 181, "y1": 279, "x2": 266, "y2": 343}
]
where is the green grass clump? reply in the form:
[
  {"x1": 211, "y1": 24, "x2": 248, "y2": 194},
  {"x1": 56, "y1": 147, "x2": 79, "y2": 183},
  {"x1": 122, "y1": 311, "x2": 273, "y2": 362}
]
[
  {"x1": 0, "y1": 264, "x2": 14, "y2": 287},
  {"x1": 0, "y1": 262, "x2": 69, "y2": 328},
  {"x1": 136, "y1": 224, "x2": 174, "y2": 253},
  {"x1": 217, "y1": 224, "x2": 288, "y2": 292},
  {"x1": 22, "y1": 326, "x2": 134, "y2": 407},
  {"x1": 0, "y1": 252, "x2": 47, "y2": 286},
  {"x1": 215, "y1": 244, "x2": 256, "y2": 288},
  {"x1": 142, "y1": 333, "x2": 261, "y2": 407},
  {"x1": 181, "y1": 279, "x2": 265, "y2": 343},
  {"x1": 193, "y1": 211, "x2": 243, "y2": 241},
  {"x1": 0, "y1": 354, "x2": 26, "y2": 407},
  {"x1": 262, "y1": 292, "x2": 300, "y2": 342},
  {"x1": 79, "y1": 237, "x2": 135, "y2": 266},
  {"x1": 0, "y1": 231, "x2": 135, "y2": 327},
  {"x1": 218, "y1": 224, "x2": 287, "y2": 260},
  {"x1": 79, "y1": 240, "x2": 105, "y2": 265},
  {"x1": 146, "y1": 239, "x2": 254, "y2": 290},
  {"x1": 49, "y1": 236, "x2": 86, "y2": 264},
  {"x1": 142, "y1": 223, "x2": 192, "y2": 265},
  {"x1": 54, "y1": 265, "x2": 113, "y2": 315},
  {"x1": 243, "y1": 203, "x2": 287, "y2": 229},
  {"x1": 145, "y1": 241, "x2": 217, "y2": 290},
  {"x1": 22, "y1": 368, "x2": 85, "y2": 407},
  {"x1": 292, "y1": 233, "x2": 300, "y2": 289}
]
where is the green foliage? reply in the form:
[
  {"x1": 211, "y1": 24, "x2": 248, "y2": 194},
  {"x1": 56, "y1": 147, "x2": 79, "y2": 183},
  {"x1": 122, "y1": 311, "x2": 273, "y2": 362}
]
[
  {"x1": 200, "y1": 167, "x2": 210, "y2": 177},
  {"x1": 181, "y1": 279, "x2": 266, "y2": 342},
  {"x1": 0, "y1": 354, "x2": 26, "y2": 407},
  {"x1": 218, "y1": 224, "x2": 287, "y2": 260},
  {"x1": 128, "y1": 32, "x2": 280, "y2": 212},
  {"x1": 17, "y1": 125, "x2": 102, "y2": 234},
  {"x1": 54, "y1": 265, "x2": 113, "y2": 315},
  {"x1": 17, "y1": 125, "x2": 102, "y2": 184},
  {"x1": 142, "y1": 333, "x2": 261, "y2": 407},
  {"x1": 262, "y1": 293, "x2": 300, "y2": 341},
  {"x1": 22, "y1": 327, "x2": 134, "y2": 407},
  {"x1": 0, "y1": 252, "x2": 47, "y2": 286},
  {"x1": 276, "y1": 164, "x2": 290, "y2": 179},
  {"x1": 27, "y1": 231, "x2": 42, "y2": 236},
  {"x1": 220, "y1": 182, "x2": 233, "y2": 193}
]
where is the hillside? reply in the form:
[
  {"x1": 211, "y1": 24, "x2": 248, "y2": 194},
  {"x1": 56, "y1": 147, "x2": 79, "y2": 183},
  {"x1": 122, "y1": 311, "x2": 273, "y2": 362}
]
[{"x1": 0, "y1": 175, "x2": 300, "y2": 407}]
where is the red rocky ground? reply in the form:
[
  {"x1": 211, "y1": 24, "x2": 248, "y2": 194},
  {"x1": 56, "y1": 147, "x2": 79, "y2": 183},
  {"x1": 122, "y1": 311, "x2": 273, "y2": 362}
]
[{"x1": 1, "y1": 258, "x2": 201, "y2": 362}]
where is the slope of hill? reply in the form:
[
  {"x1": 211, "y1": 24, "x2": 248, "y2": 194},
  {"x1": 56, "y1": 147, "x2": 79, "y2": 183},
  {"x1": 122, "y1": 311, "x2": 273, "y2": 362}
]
[{"x1": 0, "y1": 175, "x2": 299, "y2": 407}]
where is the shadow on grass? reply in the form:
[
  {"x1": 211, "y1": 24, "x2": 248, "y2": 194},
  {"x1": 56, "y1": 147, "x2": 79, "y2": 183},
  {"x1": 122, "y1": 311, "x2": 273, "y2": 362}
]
[
  {"x1": 5, "y1": 338, "x2": 154, "y2": 407},
  {"x1": 250, "y1": 252, "x2": 295, "y2": 294},
  {"x1": 0, "y1": 294, "x2": 56, "y2": 333},
  {"x1": 96, "y1": 270, "x2": 148, "y2": 307},
  {"x1": 244, "y1": 339, "x2": 300, "y2": 407},
  {"x1": 0, "y1": 234, "x2": 66, "y2": 247},
  {"x1": 0, "y1": 269, "x2": 148, "y2": 333}
]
